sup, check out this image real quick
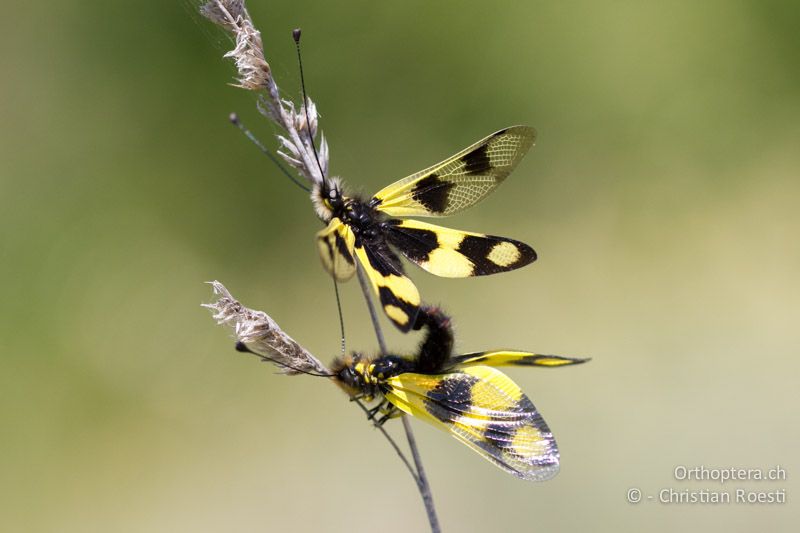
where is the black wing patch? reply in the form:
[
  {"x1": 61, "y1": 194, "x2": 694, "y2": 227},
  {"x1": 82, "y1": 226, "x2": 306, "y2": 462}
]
[
  {"x1": 462, "y1": 144, "x2": 492, "y2": 175},
  {"x1": 371, "y1": 126, "x2": 537, "y2": 217},
  {"x1": 446, "y1": 351, "x2": 590, "y2": 370},
  {"x1": 353, "y1": 242, "x2": 421, "y2": 332},
  {"x1": 410, "y1": 173, "x2": 455, "y2": 214},
  {"x1": 385, "y1": 367, "x2": 560, "y2": 481},
  {"x1": 384, "y1": 219, "x2": 536, "y2": 278}
]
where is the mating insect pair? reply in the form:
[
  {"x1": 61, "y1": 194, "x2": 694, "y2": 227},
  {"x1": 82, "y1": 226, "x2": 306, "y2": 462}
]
[
  {"x1": 309, "y1": 126, "x2": 588, "y2": 479},
  {"x1": 330, "y1": 305, "x2": 588, "y2": 481},
  {"x1": 201, "y1": 10, "x2": 588, "y2": 487}
]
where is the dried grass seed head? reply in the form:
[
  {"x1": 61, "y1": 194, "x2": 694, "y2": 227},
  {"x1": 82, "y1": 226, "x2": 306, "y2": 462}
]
[
  {"x1": 200, "y1": 0, "x2": 271, "y2": 91},
  {"x1": 203, "y1": 281, "x2": 329, "y2": 376}
]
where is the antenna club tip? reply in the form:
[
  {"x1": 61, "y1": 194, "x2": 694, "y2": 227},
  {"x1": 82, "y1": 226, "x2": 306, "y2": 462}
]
[
  {"x1": 235, "y1": 341, "x2": 250, "y2": 353},
  {"x1": 292, "y1": 28, "x2": 302, "y2": 42},
  {"x1": 229, "y1": 112, "x2": 240, "y2": 125}
]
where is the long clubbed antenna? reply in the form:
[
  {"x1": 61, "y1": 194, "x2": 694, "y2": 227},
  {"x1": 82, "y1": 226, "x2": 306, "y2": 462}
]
[
  {"x1": 229, "y1": 113, "x2": 311, "y2": 192},
  {"x1": 292, "y1": 28, "x2": 325, "y2": 180},
  {"x1": 200, "y1": 8, "x2": 438, "y2": 527},
  {"x1": 332, "y1": 279, "x2": 347, "y2": 358},
  {"x1": 293, "y1": 27, "x2": 347, "y2": 357}
]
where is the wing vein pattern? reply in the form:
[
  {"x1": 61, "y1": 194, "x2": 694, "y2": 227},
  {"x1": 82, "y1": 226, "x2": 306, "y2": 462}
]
[
  {"x1": 385, "y1": 366, "x2": 559, "y2": 480},
  {"x1": 373, "y1": 126, "x2": 536, "y2": 217}
]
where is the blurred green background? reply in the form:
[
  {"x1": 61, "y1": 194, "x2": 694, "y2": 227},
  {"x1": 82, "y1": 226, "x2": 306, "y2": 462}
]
[{"x1": 1, "y1": 1, "x2": 798, "y2": 531}]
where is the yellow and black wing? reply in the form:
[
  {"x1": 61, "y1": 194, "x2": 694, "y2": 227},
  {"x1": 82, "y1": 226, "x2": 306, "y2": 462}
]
[
  {"x1": 371, "y1": 126, "x2": 536, "y2": 217},
  {"x1": 448, "y1": 351, "x2": 590, "y2": 369},
  {"x1": 384, "y1": 219, "x2": 536, "y2": 277},
  {"x1": 316, "y1": 218, "x2": 357, "y2": 281},
  {"x1": 384, "y1": 366, "x2": 560, "y2": 481},
  {"x1": 353, "y1": 243, "x2": 421, "y2": 332}
]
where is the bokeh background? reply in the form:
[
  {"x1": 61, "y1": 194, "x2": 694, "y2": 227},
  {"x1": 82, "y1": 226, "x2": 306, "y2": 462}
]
[{"x1": 1, "y1": 1, "x2": 798, "y2": 531}]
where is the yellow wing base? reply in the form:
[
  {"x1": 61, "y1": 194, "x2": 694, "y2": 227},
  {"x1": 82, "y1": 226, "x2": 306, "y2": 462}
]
[{"x1": 316, "y1": 218, "x2": 356, "y2": 281}]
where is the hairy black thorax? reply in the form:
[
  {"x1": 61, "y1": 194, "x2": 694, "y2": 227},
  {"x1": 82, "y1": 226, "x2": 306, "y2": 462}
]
[{"x1": 339, "y1": 196, "x2": 387, "y2": 246}]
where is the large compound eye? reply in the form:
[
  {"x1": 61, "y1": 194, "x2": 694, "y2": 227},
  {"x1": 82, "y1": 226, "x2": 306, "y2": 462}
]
[
  {"x1": 326, "y1": 186, "x2": 343, "y2": 210},
  {"x1": 321, "y1": 185, "x2": 337, "y2": 210},
  {"x1": 339, "y1": 367, "x2": 357, "y2": 387}
]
